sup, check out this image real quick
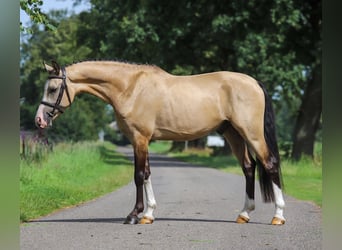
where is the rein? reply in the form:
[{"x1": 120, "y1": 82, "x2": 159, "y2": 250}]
[{"x1": 40, "y1": 67, "x2": 72, "y2": 118}]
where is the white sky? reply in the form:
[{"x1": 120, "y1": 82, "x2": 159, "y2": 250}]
[{"x1": 20, "y1": 0, "x2": 90, "y2": 25}]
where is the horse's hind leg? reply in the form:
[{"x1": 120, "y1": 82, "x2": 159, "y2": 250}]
[
  {"x1": 244, "y1": 134, "x2": 286, "y2": 225},
  {"x1": 222, "y1": 125, "x2": 256, "y2": 223}
]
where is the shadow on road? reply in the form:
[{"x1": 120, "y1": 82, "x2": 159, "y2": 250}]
[{"x1": 30, "y1": 217, "x2": 268, "y2": 225}]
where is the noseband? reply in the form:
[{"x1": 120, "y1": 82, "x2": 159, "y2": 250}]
[{"x1": 40, "y1": 67, "x2": 72, "y2": 118}]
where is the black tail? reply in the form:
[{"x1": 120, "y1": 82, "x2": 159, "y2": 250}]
[{"x1": 256, "y1": 81, "x2": 283, "y2": 203}]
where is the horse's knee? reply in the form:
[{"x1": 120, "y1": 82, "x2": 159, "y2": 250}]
[
  {"x1": 134, "y1": 170, "x2": 145, "y2": 186},
  {"x1": 135, "y1": 168, "x2": 152, "y2": 184}
]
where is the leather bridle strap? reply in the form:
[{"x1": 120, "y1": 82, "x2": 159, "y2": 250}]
[{"x1": 40, "y1": 67, "x2": 72, "y2": 117}]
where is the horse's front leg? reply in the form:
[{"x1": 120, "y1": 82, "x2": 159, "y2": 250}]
[
  {"x1": 140, "y1": 155, "x2": 157, "y2": 224},
  {"x1": 124, "y1": 139, "x2": 148, "y2": 224}
]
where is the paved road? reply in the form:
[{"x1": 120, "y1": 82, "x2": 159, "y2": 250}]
[{"x1": 21, "y1": 146, "x2": 321, "y2": 250}]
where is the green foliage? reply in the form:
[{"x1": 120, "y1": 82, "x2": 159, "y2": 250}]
[
  {"x1": 47, "y1": 98, "x2": 99, "y2": 142},
  {"x1": 20, "y1": 0, "x2": 56, "y2": 33},
  {"x1": 20, "y1": 141, "x2": 133, "y2": 222}
]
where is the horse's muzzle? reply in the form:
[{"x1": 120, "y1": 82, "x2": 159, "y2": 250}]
[
  {"x1": 35, "y1": 112, "x2": 52, "y2": 129},
  {"x1": 35, "y1": 116, "x2": 47, "y2": 129}
]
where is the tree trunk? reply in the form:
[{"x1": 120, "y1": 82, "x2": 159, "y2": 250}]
[{"x1": 291, "y1": 64, "x2": 322, "y2": 160}]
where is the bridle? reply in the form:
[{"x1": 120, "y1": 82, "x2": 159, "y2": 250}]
[{"x1": 40, "y1": 67, "x2": 72, "y2": 118}]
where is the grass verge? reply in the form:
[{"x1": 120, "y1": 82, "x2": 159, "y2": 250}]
[
  {"x1": 149, "y1": 141, "x2": 322, "y2": 207},
  {"x1": 20, "y1": 141, "x2": 133, "y2": 222}
]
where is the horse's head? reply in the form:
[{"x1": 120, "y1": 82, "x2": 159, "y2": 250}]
[{"x1": 35, "y1": 61, "x2": 74, "y2": 128}]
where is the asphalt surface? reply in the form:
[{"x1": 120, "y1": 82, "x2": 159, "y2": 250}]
[{"x1": 20, "y1": 146, "x2": 322, "y2": 250}]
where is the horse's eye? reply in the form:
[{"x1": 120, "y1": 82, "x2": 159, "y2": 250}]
[{"x1": 48, "y1": 87, "x2": 57, "y2": 94}]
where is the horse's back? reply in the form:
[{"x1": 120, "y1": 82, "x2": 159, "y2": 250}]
[{"x1": 163, "y1": 71, "x2": 264, "y2": 118}]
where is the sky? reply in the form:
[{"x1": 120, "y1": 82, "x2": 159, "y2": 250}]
[{"x1": 20, "y1": 0, "x2": 91, "y2": 26}]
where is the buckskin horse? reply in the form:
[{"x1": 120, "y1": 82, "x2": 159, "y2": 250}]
[{"x1": 35, "y1": 60, "x2": 285, "y2": 225}]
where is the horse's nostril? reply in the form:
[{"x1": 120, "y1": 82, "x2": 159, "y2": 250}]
[{"x1": 35, "y1": 116, "x2": 45, "y2": 128}]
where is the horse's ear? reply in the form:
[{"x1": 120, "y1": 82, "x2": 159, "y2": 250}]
[
  {"x1": 44, "y1": 61, "x2": 54, "y2": 74},
  {"x1": 51, "y1": 60, "x2": 60, "y2": 75}
]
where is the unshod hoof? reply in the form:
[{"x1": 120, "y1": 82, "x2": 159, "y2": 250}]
[
  {"x1": 139, "y1": 216, "x2": 154, "y2": 224},
  {"x1": 271, "y1": 217, "x2": 285, "y2": 225},
  {"x1": 123, "y1": 215, "x2": 139, "y2": 225},
  {"x1": 236, "y1": 215, "x2": 249, "y2": 224}
]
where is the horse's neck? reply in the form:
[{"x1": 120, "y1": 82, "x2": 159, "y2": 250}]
[{"x1": 67, "y1": 62, "x2": 138, "y2": 106}]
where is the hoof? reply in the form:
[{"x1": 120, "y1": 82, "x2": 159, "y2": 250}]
[
  {"x1": 123, "y1": 215, "x2": 139, "y2": 225},
  {"x1": 271, "y1": 217, "x2": 285, "y2": 225},
  {"x1": 236, "y1": 215, "x2": 249, "y2": 224},
  {"x1": 139, "y1": 216, "x2": 154, "y2": 224}
]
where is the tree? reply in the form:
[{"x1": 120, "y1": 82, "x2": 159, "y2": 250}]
[
  {"x1": 290, "y1": 0, "x2": 322, "y2": 160},
  {"x1": 20, "y1": 0, "x2": 56, "y2": 33},
  {"x1": 292, "y1": 64, "x2": 322, "y2": 160}
]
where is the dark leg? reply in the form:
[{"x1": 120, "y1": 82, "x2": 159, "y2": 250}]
[
  {"x1": 242, "y1": 151, "x2": 256, "y2": 203},
  {"x1": 124, "y1": 138, "x2": 148, "y2": 224},
  {"x1": 222, "y1": 124, "x2": 256, "y2": 223}
]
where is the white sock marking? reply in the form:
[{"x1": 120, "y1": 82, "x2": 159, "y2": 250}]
[
  {"x1": 272, "y1": 182, "x2": 285, "y2": 220},
  {"x1": 143, "y1": 176, "x2": 157, "y2": 219}
]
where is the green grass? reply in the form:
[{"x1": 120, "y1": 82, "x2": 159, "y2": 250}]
[
  {"x1": 281, "y1": 158, "x2": 322, "y2": 206},
  {"x1": 149, "y1": 141, "x2": 322, "y2": 207},
  {"x1": 20, "y1": 141, "x2": 133, "y2": 222},
  {"x1": 149, "y1": 140, "x2": 173, "y2": 153}
]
